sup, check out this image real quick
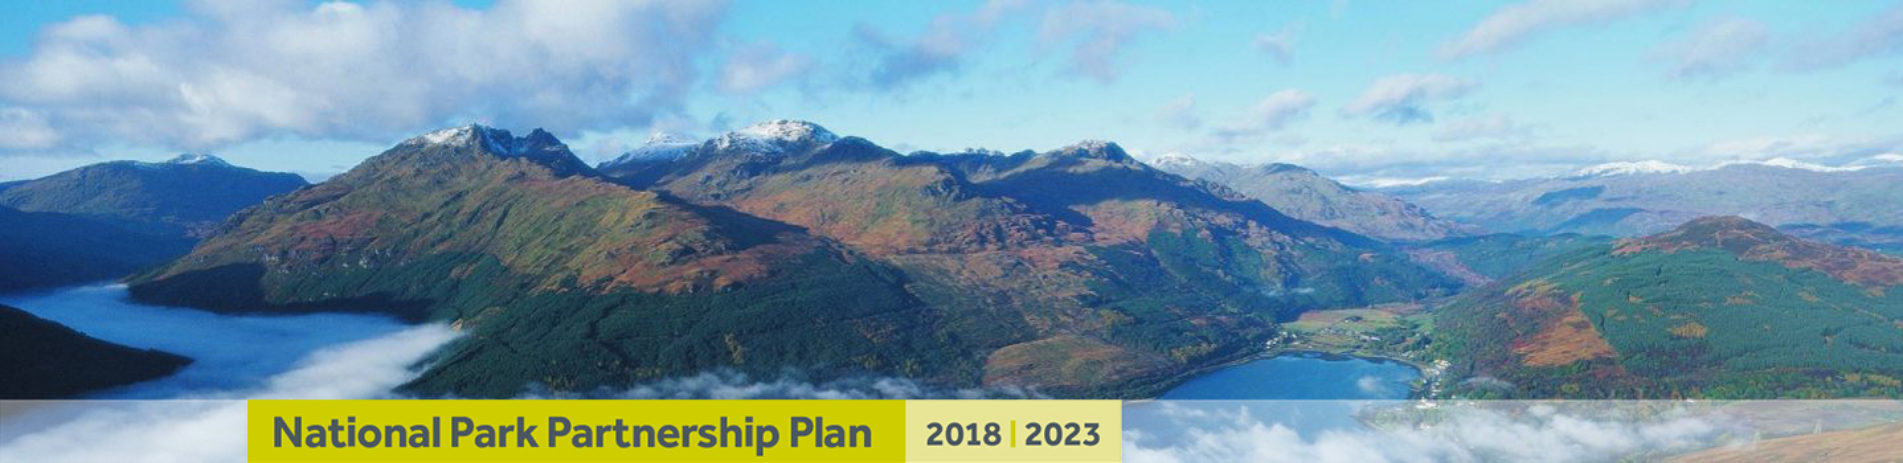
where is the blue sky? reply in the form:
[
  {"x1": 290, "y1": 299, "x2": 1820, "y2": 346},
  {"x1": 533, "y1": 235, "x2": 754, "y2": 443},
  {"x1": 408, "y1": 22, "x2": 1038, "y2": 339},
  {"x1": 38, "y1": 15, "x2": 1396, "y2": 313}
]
[{"x1": 1, "y1": 0, "x2": 1900, "y2": 184}]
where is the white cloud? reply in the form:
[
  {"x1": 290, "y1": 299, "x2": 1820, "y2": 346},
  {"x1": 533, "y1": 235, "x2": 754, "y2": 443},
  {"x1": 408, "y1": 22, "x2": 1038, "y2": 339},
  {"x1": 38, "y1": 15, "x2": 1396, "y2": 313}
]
[
  {"x1": 1125, "y1": 402, "x2": 1741, "y2": 463},
  {"x1": 1689, "y1": 133, "x2": 1882, "y2": 162},
  {"x1": 1433, "y1": 114, "x2": 1529, "y2": 142},
  {"x1": 1782, "y1": 2, "x2": 1903, "y2": 70},
  {"x1": 718, "y1": 41, "x2": 812, "y2": 94},
  {"x1": 1210, "y1": 90, "x2": 1317, "y2": 143},
  {"x1": 1253, "y1": 24, "x2": 1298, "y2": 66},
  {"x1": 1245, "y1": 90, "x2": 1318, "y2": 131},
  {"x1": 1157, "y1": 93, "x2": 1202, "y2": 129},
  {"x1": 1439, "y1": 0, "x2": 1690, "y2": 60},
  {"x1": 1341, "y1": 74, "x2": 1477, "y2": 124},
  {"x1": 856, "y1": 0, "x2": 1028, "y2": 90},
  {"x1": 1653, "y1": 17, "x2": 1769, "y2": 79},
  {"x1": 0, "y1": 0, "x2": 729, "y2": 154},
  {"x1": 0, "y1": 107, "x2": 61, "y2": 151},
  {"x1": 0, "y1": 324, "x2": 457, "y2": 463},
  {"x1": 1039, "y1": 0, "x2": 1177, "y2": 83}
]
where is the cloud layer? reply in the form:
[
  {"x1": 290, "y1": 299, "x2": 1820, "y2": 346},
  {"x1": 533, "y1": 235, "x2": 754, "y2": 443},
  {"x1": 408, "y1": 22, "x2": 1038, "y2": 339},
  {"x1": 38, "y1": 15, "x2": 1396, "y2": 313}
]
[
  {"x1": 1039, "y1": 0, "x2": 1176, "y2": 83},
  {"x1": 855, "y1": 0, "x2": 1027, "y2": 90},
  {"x1": 1341, "y1": 74, "x2": 1477, "y2": 124},
  {"x1": 1122, "y1": 401, "x2": 1903, "y2": 463},
  {"x1": 0, "y1": 0, "x2": 728, "y2": 154},
  {"x1": 1439, "y1": 0, "x2": 1690, "y2": 60},
  {"x1": 1781, "y1": 2, "x2": 1903, "y2": 70},
  {"x1": 0, "y1": 323, "x2": 457, "y2": 463},
  {"x1": 1653, "y1": 17, "x2": 1768, "y2": 79}
]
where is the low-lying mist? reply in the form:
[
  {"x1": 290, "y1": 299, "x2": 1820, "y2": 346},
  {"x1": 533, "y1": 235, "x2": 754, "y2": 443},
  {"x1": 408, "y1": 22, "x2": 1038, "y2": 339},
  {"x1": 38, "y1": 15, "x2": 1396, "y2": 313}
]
[
  {"x1": 0, "y1": 284, "x2": 414, "y2": 398},
  {"x1": 0, "y1": 323, "x2": 457, "y2": 462}
]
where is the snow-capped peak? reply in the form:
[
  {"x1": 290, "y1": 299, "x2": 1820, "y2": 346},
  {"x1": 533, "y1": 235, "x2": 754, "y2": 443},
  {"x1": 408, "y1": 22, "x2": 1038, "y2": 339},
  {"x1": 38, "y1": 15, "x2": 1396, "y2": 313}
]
[
  {"x1": 712, "y1": 120, "x2": 838, "y2": 154},
  {"x1": 1051, "y1": 140, "x2": 1134, "y2": 162},
  {"x1": 737, "y1": 120, "x2": 837, "y2": 143},
  {"x1": 1570, "y1": 160, "x2": 1696, "y2": 178},
  {"x1": 403, "y1": 124, "x2": 581, "y2": 172},
  {"x1": 1718, "y1": 157, "x2": 1864, "y2": 173},
  {"x1": 1148, "y1": 152, "x2": 1202, "y2": 168},
  {"x1": 602, "y1": 131, "x2": 702, "y2": 167},
  {"x1": 644, "y1": 131, "x2": 699, "y2": 146},
  {"x1": 414, "y1": 124, "x2": 487, "y2": 146},
  {"x1": 165, "y1": 153, "x2": 231, "y2": 167}
]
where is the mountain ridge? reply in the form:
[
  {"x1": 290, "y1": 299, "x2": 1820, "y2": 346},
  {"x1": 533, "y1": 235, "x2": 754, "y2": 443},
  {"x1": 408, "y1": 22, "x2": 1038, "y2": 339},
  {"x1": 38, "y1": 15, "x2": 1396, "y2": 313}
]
[
  {"x1": 130, "y1": 121, "x2": 1459, "y2": 398},
  {"x1": 0, "y1": 154, "x2": 309, "y2": 238},
  {"x1": 1147, "y1": 153, "x2": 1478, "y2": 242}
]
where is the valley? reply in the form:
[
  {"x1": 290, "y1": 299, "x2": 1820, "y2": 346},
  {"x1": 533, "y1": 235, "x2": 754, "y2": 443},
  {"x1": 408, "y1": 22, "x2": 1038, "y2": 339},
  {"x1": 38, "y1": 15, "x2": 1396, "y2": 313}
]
[{"x1": 2, "y1": 121, "x2": 1899, "y2": 402}]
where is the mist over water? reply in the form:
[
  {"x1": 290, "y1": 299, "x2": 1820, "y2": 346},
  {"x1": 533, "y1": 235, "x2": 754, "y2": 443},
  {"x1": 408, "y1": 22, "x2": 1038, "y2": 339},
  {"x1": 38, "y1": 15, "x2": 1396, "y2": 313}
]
[
  {"x1": 0, "y1": 284, "x2": 458, "y2": 462},
  {"x1": 0, "y1": 284, "x2": 414, "y2": 399}
]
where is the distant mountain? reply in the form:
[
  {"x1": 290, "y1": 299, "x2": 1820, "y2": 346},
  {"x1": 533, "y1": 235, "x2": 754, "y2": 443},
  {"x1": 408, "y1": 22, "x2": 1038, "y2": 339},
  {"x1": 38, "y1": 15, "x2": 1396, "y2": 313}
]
[
  {"x1": 598, "y1": 132, "x2": 701, "y2": 167},
  {"x1": 1435, "y1": 216, "x2": 1903, "y2": 399},
  {"x1": 0, "y1": 206, "x2": 194, "y2": 292},
  {"x1": 1403, "y1": 233, "x2": 1613, "y2": 286},
  {"x1": 1781, "y1": 222, "x2": 1903, "y2": 256},
  {"x1": 1383, "y1": 163, "x2": 1903, "y2": 246},
  {"x1": 0, "y1": 154, "x2": 309, "y2": 238},
  {"x1": 132, "y1": 121, "x2": 1457, "y2": 398},
  {"x1": 1150, "y1": 153, "x2": 1477, "y2": 242},
  {"x1": 0, "y1": 303, "x2": 190, "y2": 398}
]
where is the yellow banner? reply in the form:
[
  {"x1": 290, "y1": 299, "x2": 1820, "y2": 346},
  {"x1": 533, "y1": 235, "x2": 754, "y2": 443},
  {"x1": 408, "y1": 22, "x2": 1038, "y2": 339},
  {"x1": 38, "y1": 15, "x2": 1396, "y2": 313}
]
[
  {"x1": 248, "y1": 399, "x2": 1118, "y2": 462},
  {"x1": 905, "y1": 400, "x2": 1120, "y2": 462}
]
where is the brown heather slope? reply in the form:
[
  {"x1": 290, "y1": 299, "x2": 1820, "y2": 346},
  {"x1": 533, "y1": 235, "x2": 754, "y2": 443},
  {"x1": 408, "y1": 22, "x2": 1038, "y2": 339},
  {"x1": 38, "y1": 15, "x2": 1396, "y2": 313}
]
[
  {"x1": 605, "y1": 121, "x2": 1074, "y2": 255},
  {"x1": 604, "y1": 121, "x2": 1458, "y2": 394},
  {"x1": 135, "y1": 126, "x2": 806, "y2": 305},
  {"x1": 128, "y1": 125, "x2": 977, "y2": 397},
  {"x1": 1616, "y1": 216, "x2": 1903, "y2": 288},
  {"x1": 129, "y1": 121, "x2": 1458, "y2": 398}
]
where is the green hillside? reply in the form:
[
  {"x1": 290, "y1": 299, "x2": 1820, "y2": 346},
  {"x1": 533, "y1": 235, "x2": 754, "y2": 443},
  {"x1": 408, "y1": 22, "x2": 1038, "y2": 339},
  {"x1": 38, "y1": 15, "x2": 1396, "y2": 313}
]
[
  {"x1": 130, "y1": 122, "x2": 1458, "y2": 398},
  {"x1": 1435, "y1": 216, "x2": 1903, "y2": 399},
  {"x1": 1405, "y1": 233, "x2": 1613, "y2": 286},
  {"x1": 609, "y1": 122, "x2": 1458, "y2": 394}
]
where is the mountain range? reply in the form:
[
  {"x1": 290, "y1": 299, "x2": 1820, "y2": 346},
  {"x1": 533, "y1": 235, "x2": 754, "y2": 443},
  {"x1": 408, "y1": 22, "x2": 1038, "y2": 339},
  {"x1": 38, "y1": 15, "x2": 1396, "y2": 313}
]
[
  {"x1": 1381, "y1": 162, "x2": 1903, "y2": 252},
  {"x1": 6, "y1": 119, "x2": 1901, "y2": 401},
  {"x1": 127, "y1": 121, "x2": 1457, "y2": 397},
  {"x1": 0, "y1": 155, "x2": 306, "y2": 291},
  {"x1": 0, "y1": 154, "x2": 308, "y2": 239},
  {"x1": 1147, "y1": 153, "x2": 1477, "y2": 242}
]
